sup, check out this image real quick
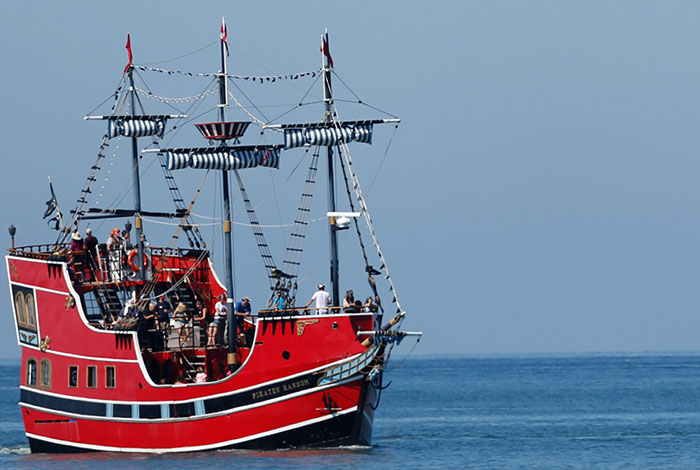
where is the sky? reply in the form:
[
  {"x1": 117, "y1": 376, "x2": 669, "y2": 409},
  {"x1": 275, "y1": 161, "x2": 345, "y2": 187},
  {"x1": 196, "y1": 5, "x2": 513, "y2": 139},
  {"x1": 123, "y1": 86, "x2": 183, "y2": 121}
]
[{"x1": 2, "y1": 1, "x2": 700, "y2": 358}]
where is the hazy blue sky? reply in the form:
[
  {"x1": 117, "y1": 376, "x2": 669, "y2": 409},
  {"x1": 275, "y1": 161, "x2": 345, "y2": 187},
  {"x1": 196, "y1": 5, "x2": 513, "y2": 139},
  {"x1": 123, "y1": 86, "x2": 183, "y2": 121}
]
[{"x1": 2, "y1": 1, "x2": 700, "y2": 358}]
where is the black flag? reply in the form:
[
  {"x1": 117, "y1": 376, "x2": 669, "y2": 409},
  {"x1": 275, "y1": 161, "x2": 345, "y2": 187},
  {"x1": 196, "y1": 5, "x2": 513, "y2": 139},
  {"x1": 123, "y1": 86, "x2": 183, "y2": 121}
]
[{"x1": 43, "y1": 177, "x2": 62, "y2": 231}]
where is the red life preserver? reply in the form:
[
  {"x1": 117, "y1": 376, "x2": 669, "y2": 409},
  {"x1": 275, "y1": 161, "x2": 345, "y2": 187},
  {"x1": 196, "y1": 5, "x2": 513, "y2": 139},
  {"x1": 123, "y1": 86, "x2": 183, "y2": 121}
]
[{"x1": 127, "y1": 250, "x2": 148, "y2": 272}]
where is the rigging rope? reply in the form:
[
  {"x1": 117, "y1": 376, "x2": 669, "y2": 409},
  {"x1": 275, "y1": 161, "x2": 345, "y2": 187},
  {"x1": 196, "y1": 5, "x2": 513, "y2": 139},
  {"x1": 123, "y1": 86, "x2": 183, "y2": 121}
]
[
  {"x1": 134, "y1": 86, "x2": 217, "y2": 104},
  {"x1": 337, "y1": 143, "x2": 384, "y2": 312},
  {"x1": 276, "y1": 149, "x2": 321, "y2": 308},
  {"x1": 335, "y1": 126, "x2": 404, "y2": 314},
  {"x1": 226, "y1": 88, "x2": 268, "y2": 129},
  {"x1": 233, "y1": 169, "x2": 278, "y2": 284}
]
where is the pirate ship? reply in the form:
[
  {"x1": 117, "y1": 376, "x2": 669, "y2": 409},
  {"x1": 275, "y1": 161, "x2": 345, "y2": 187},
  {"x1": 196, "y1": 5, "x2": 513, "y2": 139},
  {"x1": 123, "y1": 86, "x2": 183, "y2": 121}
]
[{"x1": 5, "y1": 21, "x2": 419, "y2": 453}]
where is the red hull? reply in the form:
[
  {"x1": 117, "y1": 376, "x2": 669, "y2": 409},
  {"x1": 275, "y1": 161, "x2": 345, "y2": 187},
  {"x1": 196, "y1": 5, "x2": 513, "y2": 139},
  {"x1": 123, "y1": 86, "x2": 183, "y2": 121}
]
[{"x1": 7, "y1": 253, "x2": 384, "y2": 452}]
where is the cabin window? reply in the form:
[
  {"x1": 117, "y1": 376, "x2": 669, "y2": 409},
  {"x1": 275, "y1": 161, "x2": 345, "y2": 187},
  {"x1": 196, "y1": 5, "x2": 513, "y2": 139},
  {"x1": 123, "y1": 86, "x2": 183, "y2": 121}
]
[
  {"x1": 106, "y1": 366, "x2": 116, "y2": 389},
  {"x1": 26, "y1": 359, "x2": 37, "y2": 387},
  {"x1": 87, "y1": 366, "x2": 97, "y2": 388},
  {"x1": 25, "y1": 294, "x2": 36, "y2": 328},
  {"x1": 39, "y1": 359, "x2": 51, "y2": 389},
  {"x1": 68, "y1": 365, "x2": 79, "y2": 388},
  {"x1": 14, "y1": 292, "x2": 26, "y2": 328}
]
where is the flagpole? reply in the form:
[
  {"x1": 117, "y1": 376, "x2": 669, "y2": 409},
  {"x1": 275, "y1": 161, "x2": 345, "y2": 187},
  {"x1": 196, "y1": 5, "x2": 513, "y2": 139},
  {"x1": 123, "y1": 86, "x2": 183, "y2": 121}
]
[{"x1": 219, "y1": 17, "x2": 238, "y2": 368}]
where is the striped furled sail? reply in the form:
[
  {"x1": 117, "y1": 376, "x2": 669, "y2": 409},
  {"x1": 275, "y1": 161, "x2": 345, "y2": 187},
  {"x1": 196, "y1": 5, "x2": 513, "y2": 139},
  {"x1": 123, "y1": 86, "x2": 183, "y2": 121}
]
[
  {"x1": 284, "y1": 124, "x2": 373, "y2": 149},
  {"x1": 166, "y1": 147, "x2": 281, "y2": 171},
  {"x1": 107, "y1": 118, "x2": 166, "y2": 139},
  {"x1": 166, "y1": 152, "x2": 190, "y2": 170}
]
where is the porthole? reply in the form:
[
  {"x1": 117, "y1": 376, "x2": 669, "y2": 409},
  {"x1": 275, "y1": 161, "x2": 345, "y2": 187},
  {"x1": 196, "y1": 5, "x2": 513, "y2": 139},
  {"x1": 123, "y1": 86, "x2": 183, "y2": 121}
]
[{"x1": 282, "y1": 350, "x2": 291, "y2": 360}]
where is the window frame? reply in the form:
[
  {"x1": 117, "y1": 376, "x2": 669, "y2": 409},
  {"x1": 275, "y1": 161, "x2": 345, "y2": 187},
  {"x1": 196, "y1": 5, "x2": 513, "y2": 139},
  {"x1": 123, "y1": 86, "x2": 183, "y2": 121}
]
[
  {"x1": 39, "y1": 358, "x2": 51, "y2": 390},
  {"x1": 14, "y1": 292, "x2": 26, "y2": 328},
  {"x1": 87, "y1": 365, "x2": 97, "y2": 389},
  {"x1": 26, "y1": 358, "x2": 37, "y2": 387},
  {"x1": 24, "y1": 293, "x2": 36, "y2": 329},
  {"x1": 68, "y1": 365, "x2": 79, "y2": 388},
  {"x1": 105, "y1": 366, "x2": 116, "y2": 389}
]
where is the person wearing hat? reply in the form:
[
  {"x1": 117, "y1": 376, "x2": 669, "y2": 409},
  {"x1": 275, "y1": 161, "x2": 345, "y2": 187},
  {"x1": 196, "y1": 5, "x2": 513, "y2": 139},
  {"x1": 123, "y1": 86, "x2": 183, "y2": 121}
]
[
  {"x1": 234, "y1": 297, "x2": 252, "y2": 340},
  {"x1": 306, "y1": 284, "x2": 331, "y2": 315},
  {"x1": 342, "y1": 290, "x2": 355, "y2": 312},
  {"x1": 69, "y1": 231, "x2": 84, "y2": 251}
]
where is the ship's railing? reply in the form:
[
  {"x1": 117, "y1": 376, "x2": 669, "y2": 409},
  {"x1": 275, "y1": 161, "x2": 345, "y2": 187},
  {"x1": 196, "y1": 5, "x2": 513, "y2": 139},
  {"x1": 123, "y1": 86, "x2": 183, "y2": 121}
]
[
  {"x1": 257, "y1": 306, "x2": 377, "y2": 316},
  {"x1": 8, "y1": 244, "x2": 210, "y2": 284},
  {"x1": 7, "y1": 243, "x2": 70, "y2": 259}
]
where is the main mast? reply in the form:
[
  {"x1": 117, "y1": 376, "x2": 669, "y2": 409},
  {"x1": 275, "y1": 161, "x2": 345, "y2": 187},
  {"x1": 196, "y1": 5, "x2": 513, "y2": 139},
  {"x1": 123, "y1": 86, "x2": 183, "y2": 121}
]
[
  {"x1": 219, "y1": 18, "x2": 238, "y2": 367},
  {"x1": 322, "y1": 29, "x2": 340, "y2": 308}
]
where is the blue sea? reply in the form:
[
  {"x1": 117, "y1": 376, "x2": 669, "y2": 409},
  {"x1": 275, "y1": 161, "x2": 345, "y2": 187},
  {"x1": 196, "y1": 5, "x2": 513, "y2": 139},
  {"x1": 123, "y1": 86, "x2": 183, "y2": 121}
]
[{"x1": 1, "y1": 353, "x2": 700, "y2": 469}]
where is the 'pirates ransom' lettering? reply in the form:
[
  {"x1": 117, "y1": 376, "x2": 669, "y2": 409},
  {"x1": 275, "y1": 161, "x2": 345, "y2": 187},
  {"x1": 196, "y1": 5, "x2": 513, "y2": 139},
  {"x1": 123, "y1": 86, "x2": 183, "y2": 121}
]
[{"x1": 251, "y1": 377, "x2": 312, "y2": 401}]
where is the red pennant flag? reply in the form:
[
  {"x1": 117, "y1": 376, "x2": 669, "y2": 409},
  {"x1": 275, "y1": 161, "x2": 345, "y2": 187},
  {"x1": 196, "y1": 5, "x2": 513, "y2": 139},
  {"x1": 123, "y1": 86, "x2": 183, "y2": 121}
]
[
  {"x1": 123, "y1": 33, "x2": 133, "y2": 75},
  {"x1": 321, "y1": 37, "x2": 334, "y2": 68},
  {"x1": 220, "y1": 17, "x2": 229, "y2": 57}
]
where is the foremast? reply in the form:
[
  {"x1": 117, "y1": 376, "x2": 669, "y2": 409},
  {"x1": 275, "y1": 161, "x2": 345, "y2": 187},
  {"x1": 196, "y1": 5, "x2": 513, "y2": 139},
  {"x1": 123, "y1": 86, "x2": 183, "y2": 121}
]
[{"x1": 218, "y1": 17, "x2": 239, "y2": 367}]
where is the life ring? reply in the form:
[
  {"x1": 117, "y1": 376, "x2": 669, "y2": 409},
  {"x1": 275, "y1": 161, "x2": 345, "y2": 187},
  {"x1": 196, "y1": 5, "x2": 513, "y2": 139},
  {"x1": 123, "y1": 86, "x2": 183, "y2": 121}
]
[{"x1": 127, "y1": 250, "x2": 149, "y2": 272}]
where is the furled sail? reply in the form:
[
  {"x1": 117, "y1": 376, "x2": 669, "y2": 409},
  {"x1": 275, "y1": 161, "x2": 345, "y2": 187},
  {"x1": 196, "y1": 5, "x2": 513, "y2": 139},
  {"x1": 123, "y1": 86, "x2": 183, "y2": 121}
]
[
  {"x1": 163, "y1": 145, "x2": 282, "y2": 171},
  {"x1": 283, "y1": 124, "x2": 373, "y2": 149},
  {"x1": 107, "y1": 117, "x2": 167, "y2": 139}
]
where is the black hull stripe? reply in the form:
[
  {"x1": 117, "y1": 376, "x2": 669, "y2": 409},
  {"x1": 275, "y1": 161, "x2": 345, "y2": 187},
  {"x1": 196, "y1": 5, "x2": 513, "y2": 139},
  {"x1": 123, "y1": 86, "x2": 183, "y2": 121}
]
[{"x1": 20, "y1": 369, "x2": 360, "y2": 422}]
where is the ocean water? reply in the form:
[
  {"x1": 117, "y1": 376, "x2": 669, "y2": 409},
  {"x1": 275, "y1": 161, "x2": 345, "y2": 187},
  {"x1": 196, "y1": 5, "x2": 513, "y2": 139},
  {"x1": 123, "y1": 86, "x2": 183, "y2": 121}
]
[{"x1": 1, "y1": 353, "x2": 700, "y2": 469}]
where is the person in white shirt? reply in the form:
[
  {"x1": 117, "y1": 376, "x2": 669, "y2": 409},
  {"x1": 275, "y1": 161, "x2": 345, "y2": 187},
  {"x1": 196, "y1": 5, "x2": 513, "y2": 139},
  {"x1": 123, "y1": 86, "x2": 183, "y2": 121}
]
[
  {"x1": 306, "y1": 284, "x2": 331, "y2": 315},
  {"x1": 212, "y1": 294, "x2": 228, "y2": 346}
]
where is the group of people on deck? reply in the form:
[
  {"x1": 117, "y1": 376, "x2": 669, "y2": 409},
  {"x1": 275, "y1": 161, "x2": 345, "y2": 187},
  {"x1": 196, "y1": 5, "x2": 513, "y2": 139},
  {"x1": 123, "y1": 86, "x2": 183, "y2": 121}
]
[
  {"x1": 306, "y1": 284, "x2": 378, "y2": 314},
  {"x1": 64, "y1": 225, "x2": 134, "y2": 282},
  {"x1": 119, "y1": 293, "x2": 253, "y2": 351}
]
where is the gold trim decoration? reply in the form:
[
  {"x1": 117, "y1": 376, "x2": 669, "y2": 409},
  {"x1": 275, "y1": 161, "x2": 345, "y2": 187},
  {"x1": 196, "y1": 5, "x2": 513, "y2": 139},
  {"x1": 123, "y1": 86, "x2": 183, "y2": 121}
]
[
  {"x1": 296, "y1": 319, "x2": 319, "y2": 336},
  {"x1": 39, "y1": 336, "x2": 51, "y2": 352},
  {"x1": 8, "y1": 261, "x2": 18, "y2": 281},
  {"x1": 64, "y1": 296, "x2": 75, "y2": 309}
]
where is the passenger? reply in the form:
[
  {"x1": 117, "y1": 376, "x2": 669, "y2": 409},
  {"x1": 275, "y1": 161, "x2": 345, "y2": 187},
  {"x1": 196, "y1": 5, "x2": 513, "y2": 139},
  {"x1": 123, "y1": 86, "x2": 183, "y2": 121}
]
[
  {"x1": 213, "y1": 294, "x2": 228, "y2": 347},
  {"x1": 195, "y1": 366, "x2": 207, "y2": 383},
  {"x1": 106, "y1": 228, "x2": 125, "y2": 281},
  {"x1": 122, "y1": 227, "x2": 132, "y2": 249},
  {"x1": 306, "y1": 284, "x2": 331, "y2": 315},
  {"x1": 84, "y1": 228, "x2": 99, "y2": 277},
  {"x1": 119, "y1": 298, "x2": 137, "y2": 318},
  {"x1": 274, "y1": 292, "x2": 286, "y2": 311},
  {"x1": 364, "y1": 297, "x2": 379, "y2": 313},
  {"x1": 156, "y1": 296, "x2": 172, "y2": 333},
  {"x1": 172, "y1": 302, "x2": 190, "y2": 344},
  {"x1": 342, "y1": 290, "x2": 355, "y2": 312},
  {"x1": 68, "y1": 232, "x2": 86, "y2": 281},
  {"x1": 174, "y1": 374, "x2": 185, "y2": 385},
  {"x1": 70, "y1": 231, "x2": 84, "y2": 251},
  {"x1": 192, "y1": 300, "x2": 212, "y2": 347},
  {"x1": 205, "y1": 300, "x2": 218, "y2": 347},
  {"x1": 235, "y1": 297, "x2": 251, "y2": 337},
  {"x1": 137, "y1": 301, "x2": 158, "y2": 351}
]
